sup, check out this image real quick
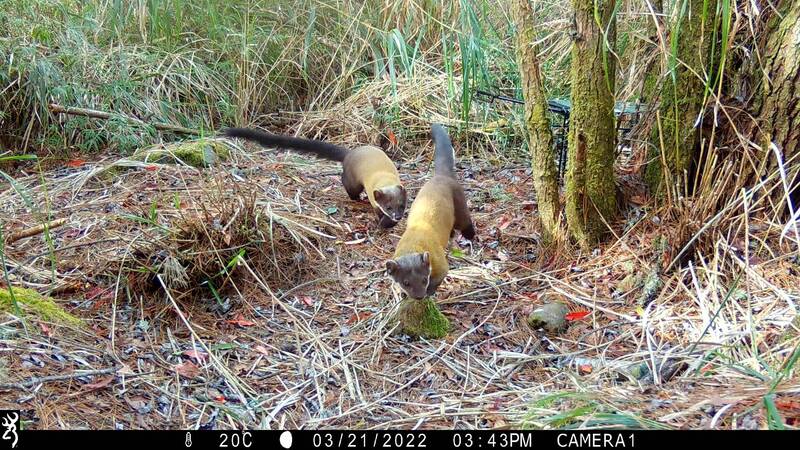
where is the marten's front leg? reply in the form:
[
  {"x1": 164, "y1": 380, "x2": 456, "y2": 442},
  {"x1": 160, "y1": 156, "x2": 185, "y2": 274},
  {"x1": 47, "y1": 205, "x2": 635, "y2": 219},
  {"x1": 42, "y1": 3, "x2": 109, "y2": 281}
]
[{"x1": 342, "y1": 171, "x2": 364, "y2": 201}]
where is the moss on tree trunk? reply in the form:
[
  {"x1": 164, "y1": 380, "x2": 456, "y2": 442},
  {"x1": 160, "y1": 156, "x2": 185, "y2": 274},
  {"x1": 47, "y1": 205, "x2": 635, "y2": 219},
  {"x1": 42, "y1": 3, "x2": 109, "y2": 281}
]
[
  {"x1": 645, "y1": 0, "x2": 719, "y2": 194},
  {"x1": 512, "y1": 0, "x2": 562, "y2": 245},
  {"x1": 750, "y1": 0, "x2": 800, "y2": 214},
  {"x1": 564, "y1": 0, "x2": 618, "y2": 247},
  {"x1": 640, "y1": 0, "x2": 664, "y2": 104},
  {"x1": 393, "y1": 297, "x2": 450, "y2": 339}
]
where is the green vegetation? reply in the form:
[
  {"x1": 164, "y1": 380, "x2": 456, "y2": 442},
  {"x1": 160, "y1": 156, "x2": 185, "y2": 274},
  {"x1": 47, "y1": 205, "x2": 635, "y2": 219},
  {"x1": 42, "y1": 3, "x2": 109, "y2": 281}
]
[
  {"x1": 0, "y1": 285, "x2": 83, "y2": 327},
  {"x1": 132, "y1": 139, "x2": 231, "y2": 167},
  {"x1": 0, "y1": 0, "x2": 532, "y2": 158},
  {"x1": 393, "y1": 297, "x2": 450, "y2": 339}
]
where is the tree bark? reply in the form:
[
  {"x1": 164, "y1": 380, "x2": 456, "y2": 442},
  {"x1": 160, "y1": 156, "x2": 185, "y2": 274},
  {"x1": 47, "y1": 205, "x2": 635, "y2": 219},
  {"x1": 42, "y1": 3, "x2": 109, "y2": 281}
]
[
  {"x1": 752, "y1": 1, "x2": 800, "y2": 214},
  {"x1": 640, "y1": 0, "x2": 665, "y2": 104},
  {"x1": 511, "y1": 0, "x2": 562, "y2": 245},
  {"x1": 565, "y1": 0, "x2": 618, "y2": 247},
  {"x1": 644, "y1": 0, "x2": 719, "y2": 194}
]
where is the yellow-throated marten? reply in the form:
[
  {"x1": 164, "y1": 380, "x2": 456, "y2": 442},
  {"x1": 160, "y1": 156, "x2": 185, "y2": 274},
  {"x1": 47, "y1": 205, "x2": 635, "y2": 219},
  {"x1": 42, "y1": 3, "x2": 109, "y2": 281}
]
[
  {"x1": 222, "y1": 127, "x2": 407, "y2": 228},
  {"x1": 385, "y1": 124, "x2": 475, "y2": 299}
]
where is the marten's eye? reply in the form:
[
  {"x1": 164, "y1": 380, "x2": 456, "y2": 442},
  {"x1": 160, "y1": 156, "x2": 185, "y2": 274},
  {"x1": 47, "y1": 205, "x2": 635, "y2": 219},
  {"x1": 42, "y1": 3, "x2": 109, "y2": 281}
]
[{"x1": 403, "y1": 281, "x2": 410, "y2": 287}]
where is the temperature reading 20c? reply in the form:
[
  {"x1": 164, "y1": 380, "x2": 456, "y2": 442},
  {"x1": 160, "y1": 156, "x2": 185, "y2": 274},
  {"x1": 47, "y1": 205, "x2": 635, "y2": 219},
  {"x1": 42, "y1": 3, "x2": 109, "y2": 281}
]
[{"x1": 218, "y1": 431, "x2": 254, "y2": 448}]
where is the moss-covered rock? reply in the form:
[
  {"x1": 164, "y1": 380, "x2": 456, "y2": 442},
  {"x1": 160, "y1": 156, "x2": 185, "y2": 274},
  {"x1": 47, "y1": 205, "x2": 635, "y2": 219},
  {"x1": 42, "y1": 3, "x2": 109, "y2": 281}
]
[
  {"x1": 0, "y1": 286, "x2": 83, "y2": 327},
  {"x1": 393, "y1": 297, "x2": 450, "y2": 339},
  {"x1": 527, "y1": 302, "x2": 569, "y2": 334},
  {"x1": 133, "y1": 139, "x2": 230, "y2": 168}
]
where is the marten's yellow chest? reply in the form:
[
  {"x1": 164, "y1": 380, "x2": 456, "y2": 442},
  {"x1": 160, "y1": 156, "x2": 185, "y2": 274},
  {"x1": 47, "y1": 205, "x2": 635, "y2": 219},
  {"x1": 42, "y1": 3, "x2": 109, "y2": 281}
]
[{"x1": 394, "y1": 178, "x2": 455, "y2": 280}]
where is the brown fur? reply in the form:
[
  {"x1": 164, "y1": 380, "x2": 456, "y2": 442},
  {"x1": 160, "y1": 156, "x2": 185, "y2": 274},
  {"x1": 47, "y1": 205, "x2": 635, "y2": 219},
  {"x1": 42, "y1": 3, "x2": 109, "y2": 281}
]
[
  {"x1": 221, "y1": 128, "x2": 406, "y2": 227},
  {"x1": 341, "y1": 146, "x2": 406, "y2": 226},
  {"x1": 386, "y1": 124, "x2": 475, "y2": 299}
]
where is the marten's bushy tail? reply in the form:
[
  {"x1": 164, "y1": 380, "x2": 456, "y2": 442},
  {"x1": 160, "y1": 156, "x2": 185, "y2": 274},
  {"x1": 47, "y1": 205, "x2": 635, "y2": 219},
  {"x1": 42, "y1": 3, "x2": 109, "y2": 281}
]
[
  {"x1": 222, "y1": 127, "x2": 348, "y2": 162},
  {"x1": 431, "y1": 124, "x2": 455, "y2": 177}
]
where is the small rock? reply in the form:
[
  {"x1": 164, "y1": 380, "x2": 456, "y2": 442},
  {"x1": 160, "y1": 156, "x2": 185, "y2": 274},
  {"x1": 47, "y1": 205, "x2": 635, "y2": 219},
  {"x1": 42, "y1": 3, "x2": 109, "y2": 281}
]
[{"x1": 527, "y1": 303, "x2": 570, "y2": 333}]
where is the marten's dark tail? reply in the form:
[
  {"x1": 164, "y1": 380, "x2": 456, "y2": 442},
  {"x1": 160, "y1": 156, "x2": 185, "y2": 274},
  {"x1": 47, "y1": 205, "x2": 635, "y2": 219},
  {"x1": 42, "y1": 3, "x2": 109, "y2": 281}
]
[
  {"x1": 431, "y1": 124, "x2": 455, "y2": 178},
  {"x1": 222, "y1": 127, "x2": 348, "y2": 162}
]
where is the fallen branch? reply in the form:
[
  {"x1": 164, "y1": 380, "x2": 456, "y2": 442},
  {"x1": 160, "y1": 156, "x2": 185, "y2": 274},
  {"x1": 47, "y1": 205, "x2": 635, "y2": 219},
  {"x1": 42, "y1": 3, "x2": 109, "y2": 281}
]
[
  {"x1": 0, "y1": 367, "x2": 117, "y2": 390},
  {"x1": 49, "y1": 103, "x2": 201, "y2": 135},
  {"x1": 7, "y1": 217, "x2": 68, "y2": 244}
]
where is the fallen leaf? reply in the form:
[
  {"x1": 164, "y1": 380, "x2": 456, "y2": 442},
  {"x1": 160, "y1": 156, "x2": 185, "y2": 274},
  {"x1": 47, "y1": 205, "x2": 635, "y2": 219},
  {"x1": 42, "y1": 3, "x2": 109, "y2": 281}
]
[
  {"x1": 497, "y1": 215, "x2": 512, "y2": 231},
  {"x1": 65, "y1": 159, "x2": 86, "y2": 168},
  {"x1": 776, "y1": 399, "x2": 800, "y2": 412},
  {"x1": 124, "y1": 396, "x2": 151, "y2": 414},
  {"x1": 63, "y1": 228, "x2": 81, "y2": 239},
  {"x1": 117, "y1": 363, "x2": 135, "y2": 376},
  {"x1": 346, "y1": 311, "x2": 373, "y2": 325},
  {"x1": 174, "y1": 361, "x2": 200, "y2": 379},
  {"x1": 565, "y1": 311, "x2": 591, "y2": 321},
  {"x1": 144, "y1": 165, "x2": 158, "y2": 171},
  {"x1": 39, "y1": 322, "x2": 53, "y2": 338},
  {"x1": 226, "y1": 314, "x2": 256, "y2": 328},
  {"x1": 84, "y1": 375, "x2": 114, "y2": 390},
  {"x1": 85, "y1": 286, "x2": 113, "y2": 301},
  {"x1": 578, "y1": 364, "x2": 593, "y2": 374},
  {"x1": 450, "y1": 248, "x2": 465, "y2": 257},
  {"x1": 183, "y1": 349, "x2": 208, "y2": 363},
  {"x1": 298, "y1": 295, "x2": 316, "y2": 307},
  {"x1": 386, "y1": 129, "x2": 398, "y2": 146},
  {"x1": 254, "y1": 345, "x2": 271, "y2": 356}
]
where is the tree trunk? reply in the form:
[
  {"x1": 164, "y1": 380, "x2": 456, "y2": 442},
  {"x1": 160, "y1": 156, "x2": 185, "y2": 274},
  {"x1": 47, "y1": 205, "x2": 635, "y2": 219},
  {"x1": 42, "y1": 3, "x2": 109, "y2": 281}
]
[
  {"x1": 645, "y1": 0, "x2": 719, "y2": 194},
  {"x1": 640, "y1": 0, "x2": 665, "y2": 104},
  {"x1": 752, "y1": 0, "x2": 800, "y2": 215},
  {"x1": 511, "y1": 0, "x2": 562, "y2": 245},
  {"x1": 565, "y1": 0, "x2": 618, "y2": 247}
]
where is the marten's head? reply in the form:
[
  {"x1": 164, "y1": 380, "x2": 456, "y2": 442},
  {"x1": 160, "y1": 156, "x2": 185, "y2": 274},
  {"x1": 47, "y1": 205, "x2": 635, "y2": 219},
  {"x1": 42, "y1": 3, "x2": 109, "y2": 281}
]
[
  {"x1": 385, "y1": 252, "x2": 430, "y2": 299},
  {"x1": 373, "y1": 185, "x2": 407, "y2": 225}
]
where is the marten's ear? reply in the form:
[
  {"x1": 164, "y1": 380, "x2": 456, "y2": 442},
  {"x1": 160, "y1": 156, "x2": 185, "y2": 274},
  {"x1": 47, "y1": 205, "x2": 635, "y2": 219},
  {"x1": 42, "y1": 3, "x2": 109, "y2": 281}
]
[
  {"x1": 421, "y1": 252, "x2": 430, "y2": 265},
  {"x1": 373, "y1": 189, "x2": 385, "y2": 202},
  {"x1": 385, "y1": 260, "x2": 398, "y2": 275}
]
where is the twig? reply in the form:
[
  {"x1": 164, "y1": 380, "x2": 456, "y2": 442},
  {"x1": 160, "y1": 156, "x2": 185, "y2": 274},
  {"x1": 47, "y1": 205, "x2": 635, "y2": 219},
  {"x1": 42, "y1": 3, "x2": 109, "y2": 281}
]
[
  {"x1": 49, "y1": 103, "x2": 200, "y2": 135},
  {"x1": 0, "y1": 367, "x2": 117, "y2": 390},
  {"x1": 6, "y1": 217, "x2": 68, "y2": 244}
]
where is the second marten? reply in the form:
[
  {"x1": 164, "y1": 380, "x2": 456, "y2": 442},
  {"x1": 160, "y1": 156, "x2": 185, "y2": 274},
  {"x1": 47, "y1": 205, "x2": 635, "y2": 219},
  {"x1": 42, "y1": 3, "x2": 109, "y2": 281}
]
[
  {"x1": 222, "y1": 127, "x2": 407, "y2": 228},
  {"x1": 385, "y1": 124, "x2": 475, "y2": 299}
]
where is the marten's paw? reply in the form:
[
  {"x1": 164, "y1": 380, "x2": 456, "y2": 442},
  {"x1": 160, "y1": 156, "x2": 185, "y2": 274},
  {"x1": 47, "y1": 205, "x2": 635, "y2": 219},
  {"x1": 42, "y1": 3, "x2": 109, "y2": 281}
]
[
  {"x1": 462, "y1": 223, "x2": 476, "y2": 241},
  {"x1": 377, "y1": 213, "x2": 399, "y2": 229}
]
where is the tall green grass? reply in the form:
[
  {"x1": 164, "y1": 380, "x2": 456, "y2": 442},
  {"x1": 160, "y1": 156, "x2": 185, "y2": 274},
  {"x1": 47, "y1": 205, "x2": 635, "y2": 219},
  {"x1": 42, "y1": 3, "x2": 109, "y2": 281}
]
[{"x1": 0, "y1": 0, "x2": 535, "y2": 158}]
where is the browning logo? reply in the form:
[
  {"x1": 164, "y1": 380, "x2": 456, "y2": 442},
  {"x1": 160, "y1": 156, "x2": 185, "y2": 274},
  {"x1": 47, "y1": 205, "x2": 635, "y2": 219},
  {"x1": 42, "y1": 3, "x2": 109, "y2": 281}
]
[{"x1": 0, "y1": 411, "x2": 18, "y2": 449}]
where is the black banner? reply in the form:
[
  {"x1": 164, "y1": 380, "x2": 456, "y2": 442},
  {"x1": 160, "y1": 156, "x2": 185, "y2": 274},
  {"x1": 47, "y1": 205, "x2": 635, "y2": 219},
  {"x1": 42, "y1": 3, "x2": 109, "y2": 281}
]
[{"x1": 2, "y1": 429, "x2": 797, "y2": 450}]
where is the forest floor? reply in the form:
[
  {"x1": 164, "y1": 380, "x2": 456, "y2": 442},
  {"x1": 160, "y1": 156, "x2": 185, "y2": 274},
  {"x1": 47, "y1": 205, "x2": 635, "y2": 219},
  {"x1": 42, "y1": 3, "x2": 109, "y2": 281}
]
[{"x1": 1, "y1": 139, "x2": 798, "y2": 430}]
